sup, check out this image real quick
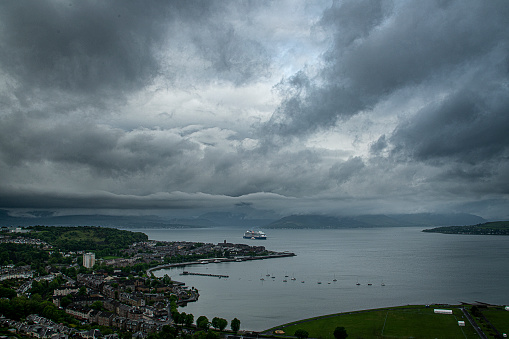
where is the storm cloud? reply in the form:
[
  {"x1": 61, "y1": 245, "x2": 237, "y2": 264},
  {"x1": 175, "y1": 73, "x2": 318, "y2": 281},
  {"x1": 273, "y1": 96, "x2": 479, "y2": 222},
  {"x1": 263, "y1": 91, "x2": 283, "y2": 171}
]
[{"x1": 1, "y1": 0, "x2": 508, "y2": 220}]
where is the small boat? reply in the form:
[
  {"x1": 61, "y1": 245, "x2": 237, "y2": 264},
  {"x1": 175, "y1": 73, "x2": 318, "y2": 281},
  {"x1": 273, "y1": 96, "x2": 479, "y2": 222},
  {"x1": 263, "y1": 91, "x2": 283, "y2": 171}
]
[
  {"x1": 381, "y1": 281, "x2": 385, "y2": 286},
  {"x1": 283, "y1": 279, "x2": 287, "y2": 282},
  {"x1": 317, "y1": 281, "x2": 322, "y2": 284},
  {"x1": 301, "y1": 281, "x2": 305, "y2": 283},
  {"x1": 367, "y1": 283, "x2": 372, "y2": 286},
  {"x1": 333, "y1": 274, "x2": 337, "y2": 282}
]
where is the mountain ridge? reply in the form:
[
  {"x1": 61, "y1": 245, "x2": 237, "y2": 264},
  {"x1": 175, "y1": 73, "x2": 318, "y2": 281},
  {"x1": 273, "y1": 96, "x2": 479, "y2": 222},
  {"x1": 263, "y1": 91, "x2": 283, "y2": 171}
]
[{"x1": 0, "y1": 209, "x2": 487, "y2": 229}]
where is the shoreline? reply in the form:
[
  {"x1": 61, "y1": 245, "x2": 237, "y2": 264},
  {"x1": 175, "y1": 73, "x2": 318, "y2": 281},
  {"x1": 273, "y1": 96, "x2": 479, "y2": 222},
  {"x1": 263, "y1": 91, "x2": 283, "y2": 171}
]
[{"x1": 146, "y1": 252, "x2": 296, "y2": 276}]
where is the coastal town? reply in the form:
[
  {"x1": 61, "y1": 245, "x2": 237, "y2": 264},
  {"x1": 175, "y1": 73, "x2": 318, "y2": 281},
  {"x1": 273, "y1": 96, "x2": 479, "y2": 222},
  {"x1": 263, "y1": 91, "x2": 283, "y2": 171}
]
[{"x1": 0, "y1": 226, "x2": 294, "y2": 339}]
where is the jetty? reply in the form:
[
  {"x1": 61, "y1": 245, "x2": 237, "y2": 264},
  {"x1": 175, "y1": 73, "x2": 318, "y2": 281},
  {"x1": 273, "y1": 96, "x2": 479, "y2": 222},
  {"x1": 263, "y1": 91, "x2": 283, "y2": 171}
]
[{"x1": 181, "y1": 271, "x2": 229, "y2": 278}]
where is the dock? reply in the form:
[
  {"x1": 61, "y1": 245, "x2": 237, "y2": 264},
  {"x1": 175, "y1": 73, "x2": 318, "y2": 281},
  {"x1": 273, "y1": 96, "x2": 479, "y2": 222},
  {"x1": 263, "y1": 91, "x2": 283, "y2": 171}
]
[{"x1": 181, "y1": 271, "x2": 229, "y2": 278}]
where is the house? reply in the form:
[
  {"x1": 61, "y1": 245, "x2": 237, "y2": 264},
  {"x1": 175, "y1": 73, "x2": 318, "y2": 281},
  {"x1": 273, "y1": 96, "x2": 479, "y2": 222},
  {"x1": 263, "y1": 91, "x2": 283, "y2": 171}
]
[
  {"x1": 78, "y1": 329, "x2": 102, "y2": 339},
  {"x1": 65, "y1": 304, "x2": 92, "y2": 321},
  {"x1": 97, "y1": 312, "x2": 114, "y2": 327},
  {"x1": 132, "y1": 331, "x2": 146, "y2": 339}
]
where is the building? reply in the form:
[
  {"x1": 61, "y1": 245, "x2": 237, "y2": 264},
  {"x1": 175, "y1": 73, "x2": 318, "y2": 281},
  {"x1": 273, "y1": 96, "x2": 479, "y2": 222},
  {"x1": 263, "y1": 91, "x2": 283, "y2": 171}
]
[{"x1": 83, "y1": 253, "x2": 96, "y2": 268}]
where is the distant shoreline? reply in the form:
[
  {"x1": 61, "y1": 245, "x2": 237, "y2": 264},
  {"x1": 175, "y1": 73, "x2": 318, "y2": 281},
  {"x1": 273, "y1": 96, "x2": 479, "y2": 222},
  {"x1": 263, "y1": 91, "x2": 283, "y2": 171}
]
[
  {"x1": 147, "y1": 252, "x2": 296, "y2": 275},
  {"x1": 423, "y1": 220, "x2": 509, "y2": 235}
]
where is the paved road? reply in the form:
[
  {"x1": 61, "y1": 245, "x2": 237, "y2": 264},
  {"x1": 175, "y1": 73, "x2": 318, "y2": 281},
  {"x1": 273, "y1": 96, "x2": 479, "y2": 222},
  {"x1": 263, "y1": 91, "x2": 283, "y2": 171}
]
[{"x1": 461, "y1": 307, "x2": 488, "y2": 339}]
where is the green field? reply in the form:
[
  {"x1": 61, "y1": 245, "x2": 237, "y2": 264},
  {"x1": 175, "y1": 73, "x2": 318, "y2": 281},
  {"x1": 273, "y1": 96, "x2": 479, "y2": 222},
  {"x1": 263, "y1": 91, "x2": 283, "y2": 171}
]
[
  {"x1": 477, "y1": 307, "x2": 509, "y2": 338},
  {"x1": 268, "y1": 305, "x2": 481, "y2": 339}
]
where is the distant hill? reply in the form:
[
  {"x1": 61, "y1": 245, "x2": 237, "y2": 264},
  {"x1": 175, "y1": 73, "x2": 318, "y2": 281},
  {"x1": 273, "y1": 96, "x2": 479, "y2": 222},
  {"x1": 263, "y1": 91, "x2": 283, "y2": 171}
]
[
  {"x1": 0, "y1": 209, "x2": 486, "y2": 229},
  {"x1": 198, "y1": 212, "x2": 276, "y2": 228},
  {"x1": 0, "y1": 210, "x2": 275, "y2": 229},
  {"x1": 265, "y1": 213, "x2": 486, "y2": 229},
  {"x1": 265, "y1": 215, "x2": 369, "y2": 229},
  {"x1": 0, "y1": 210, "x2": 207, "y2": 228},
  {"x1": 423, "y1": 220, "x2": 509, "y2": 235}
]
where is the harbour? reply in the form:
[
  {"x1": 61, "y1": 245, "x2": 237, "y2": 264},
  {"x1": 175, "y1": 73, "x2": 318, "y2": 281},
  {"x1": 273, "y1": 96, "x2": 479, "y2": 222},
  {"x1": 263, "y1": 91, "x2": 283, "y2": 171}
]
[{"x1": 142, "y1": 227, "x2": 509, "y2": 331}]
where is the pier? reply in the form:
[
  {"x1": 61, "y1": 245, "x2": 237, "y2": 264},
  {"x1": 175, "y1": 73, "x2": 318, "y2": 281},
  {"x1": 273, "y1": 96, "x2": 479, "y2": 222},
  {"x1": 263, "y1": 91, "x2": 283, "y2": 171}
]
[
  {"x1": 146, "y1": 252, "x2": 296, "y2": 276},
  {"x1": 181, "y1": 271, "x2": 229, "y2": 278}
]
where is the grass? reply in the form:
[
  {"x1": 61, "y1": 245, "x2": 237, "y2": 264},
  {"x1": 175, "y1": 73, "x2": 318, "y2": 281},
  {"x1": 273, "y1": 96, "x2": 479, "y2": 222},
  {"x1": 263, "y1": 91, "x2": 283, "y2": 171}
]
[
  {"x1": 101, "y1": 255, "x2": 122, "y2": 260},
  {"x1": 269, "y1": 305, "x2": 480, "y2": 339},
  {"x1": 478, "y1": 307, "x2": 509, "y2": 338}
]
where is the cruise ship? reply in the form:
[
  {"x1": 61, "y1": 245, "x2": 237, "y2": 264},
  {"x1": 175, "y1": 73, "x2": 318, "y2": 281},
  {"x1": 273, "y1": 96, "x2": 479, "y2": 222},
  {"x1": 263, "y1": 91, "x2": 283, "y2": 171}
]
[{"x1": 243, "y1": 230, "x2": 267, "y2": 240}]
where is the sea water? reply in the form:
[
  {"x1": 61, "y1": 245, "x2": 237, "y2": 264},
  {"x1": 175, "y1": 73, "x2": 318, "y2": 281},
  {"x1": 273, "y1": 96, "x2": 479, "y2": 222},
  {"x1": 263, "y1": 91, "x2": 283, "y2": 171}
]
[{"x1": 131, "y1": 227, "x2": 509, "y2": 331}]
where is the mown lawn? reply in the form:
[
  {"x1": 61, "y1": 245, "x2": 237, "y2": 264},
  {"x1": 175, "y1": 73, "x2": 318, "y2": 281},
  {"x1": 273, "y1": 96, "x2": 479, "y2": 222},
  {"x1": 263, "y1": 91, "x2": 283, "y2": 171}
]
[
  {"x1": 480, "y1": 308, "x2": 509, "y2": 338},
  {"x1": 271, "y1": 305, "x2": 480, "y2": 339}
]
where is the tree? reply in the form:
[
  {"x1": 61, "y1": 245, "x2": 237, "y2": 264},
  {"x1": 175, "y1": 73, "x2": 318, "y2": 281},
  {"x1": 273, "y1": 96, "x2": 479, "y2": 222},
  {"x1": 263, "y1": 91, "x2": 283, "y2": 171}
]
[
  {"x1": 211, "y1": 317, "x2": 227, "y2": 331},
  {"x1": 160, "y1": 325, "x2": 177, "y2": 339},
  {"x1": 60, "y1": 296, "x2": 72, "y2": 308},
  {"x1": 470, "y1": 305, "x2": 482, "y2": 317},
  {"x1": 197, "y1": 315, "x2": 210, "y2": 330},
  {"x1": 205, "y1": 329, "x2": 219, "y2": 339},
  {"x1": 172, "y1": 311, "x2": 182, "y2": 325},
  {"x1": 78, "y1": 286, "x2": 87, "y2": 296},
  {"x1": 294, "y1": 329, "x2": 309, "y2": 339},
  {"x1": 218, "y1": 318, "x2": 227, "y2": 331},
  {"x1": 184, "y1": 313, "x2": 194, "y2": 327},
  {"x1": 211, "y1": 317, "x2": 220, "y2": 330},
  {"x1": 333, "y1": 326, "x2": 348, "y2": 339},
  {"x1": 230, "y1": 318, "x2": 240, "y2": 333},
  {"x1": 90, "y1": 301, "x2": 103, "y2": 311}
]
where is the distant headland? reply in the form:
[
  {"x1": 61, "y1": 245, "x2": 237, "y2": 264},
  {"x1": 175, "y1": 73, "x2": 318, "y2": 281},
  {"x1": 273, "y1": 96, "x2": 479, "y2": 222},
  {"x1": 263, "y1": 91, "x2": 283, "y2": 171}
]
[{"x1": 423, "y1": 220, "x2": 509, "y2": 235}]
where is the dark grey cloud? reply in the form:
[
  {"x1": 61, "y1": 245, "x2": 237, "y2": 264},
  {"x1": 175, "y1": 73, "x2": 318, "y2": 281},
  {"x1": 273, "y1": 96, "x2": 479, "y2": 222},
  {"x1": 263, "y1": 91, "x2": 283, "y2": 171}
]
[
  {"x1": 329, "y1": 157, "x2": 365, "y2": 184},
  {"x1": 264, "y1": 0, "x2": 509, "y2": 138},
  {"x1": 390, "y1": 84, "x2": 509, "y2": 164},
  {"x1": 0, "y1": 0, "x2": 270, "y2": 105},
  {"x1": 1, "y1": 0, "x2": 508, "y2": 220},
  {"x1": 0, "y1": 1, "x2": 166, "y2": 96}
]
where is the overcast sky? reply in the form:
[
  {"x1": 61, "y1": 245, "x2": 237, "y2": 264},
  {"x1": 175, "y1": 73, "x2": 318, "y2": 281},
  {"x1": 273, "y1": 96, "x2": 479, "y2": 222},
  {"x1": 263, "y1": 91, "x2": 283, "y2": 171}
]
[{"x1": 1, "y1": 0, "x2": 508, "y2": 220}]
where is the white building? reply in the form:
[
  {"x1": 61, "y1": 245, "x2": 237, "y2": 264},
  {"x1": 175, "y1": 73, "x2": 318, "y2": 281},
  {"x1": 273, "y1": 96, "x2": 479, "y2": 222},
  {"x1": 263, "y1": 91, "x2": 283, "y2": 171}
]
[{"x1": 83, "y1": 252, "x2": 96, "y2": 268}]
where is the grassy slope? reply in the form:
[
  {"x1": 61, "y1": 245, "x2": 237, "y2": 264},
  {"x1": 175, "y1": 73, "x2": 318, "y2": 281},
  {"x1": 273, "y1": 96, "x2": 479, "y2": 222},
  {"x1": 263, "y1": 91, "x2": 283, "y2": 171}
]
[{"x1": 271, "y1": 306, "x2": 480, "y2": 339}]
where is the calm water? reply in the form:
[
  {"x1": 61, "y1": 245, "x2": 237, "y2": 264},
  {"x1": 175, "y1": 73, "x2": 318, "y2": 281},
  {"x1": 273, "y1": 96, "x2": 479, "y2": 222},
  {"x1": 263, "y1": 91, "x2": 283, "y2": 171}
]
[{"x1": 133, "y1": 227, "x2": 509, "y2": 331}]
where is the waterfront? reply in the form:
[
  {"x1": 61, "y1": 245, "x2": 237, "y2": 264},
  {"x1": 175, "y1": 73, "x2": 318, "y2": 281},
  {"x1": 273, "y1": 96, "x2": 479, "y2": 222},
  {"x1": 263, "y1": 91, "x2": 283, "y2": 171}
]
[{"x1": 137, "y1": 227, "x2": 509, "y2": 331}]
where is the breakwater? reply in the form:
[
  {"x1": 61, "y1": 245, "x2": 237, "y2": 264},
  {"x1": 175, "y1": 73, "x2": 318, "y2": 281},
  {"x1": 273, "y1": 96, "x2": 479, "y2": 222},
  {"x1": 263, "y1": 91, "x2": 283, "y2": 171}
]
[
  {"x1": 147, "y1": 252, "x2": 296, "y2": 276},
  {"x1": 181, "y1": 271, "x2": 229, "y2": 278}
]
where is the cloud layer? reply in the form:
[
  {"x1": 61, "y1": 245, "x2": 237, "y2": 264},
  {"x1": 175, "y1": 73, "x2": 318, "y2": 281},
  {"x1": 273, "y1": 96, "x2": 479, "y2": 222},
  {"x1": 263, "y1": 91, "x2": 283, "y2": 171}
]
[{"x1": 1, "y1": 0, "x2": 508, "y2": 220}]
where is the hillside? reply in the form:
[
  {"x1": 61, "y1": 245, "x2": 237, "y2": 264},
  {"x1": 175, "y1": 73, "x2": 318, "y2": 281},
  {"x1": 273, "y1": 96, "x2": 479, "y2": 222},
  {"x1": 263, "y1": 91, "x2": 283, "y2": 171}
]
[
  {"x1": 423, "y1": 220, "x2": 509, "y2": 235},
  {"x1": 0, "y1": 210, "x2": 207, "y2": 228},
  {"x1": 266, "y1": 213, "x2": 486, "y2": 229},
  {"x1": 265, "y1": 215, "x2": 369, "y2": 229},
  {"x1": 22, "y1": 225, "x2": 148, "y2": 253}
]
